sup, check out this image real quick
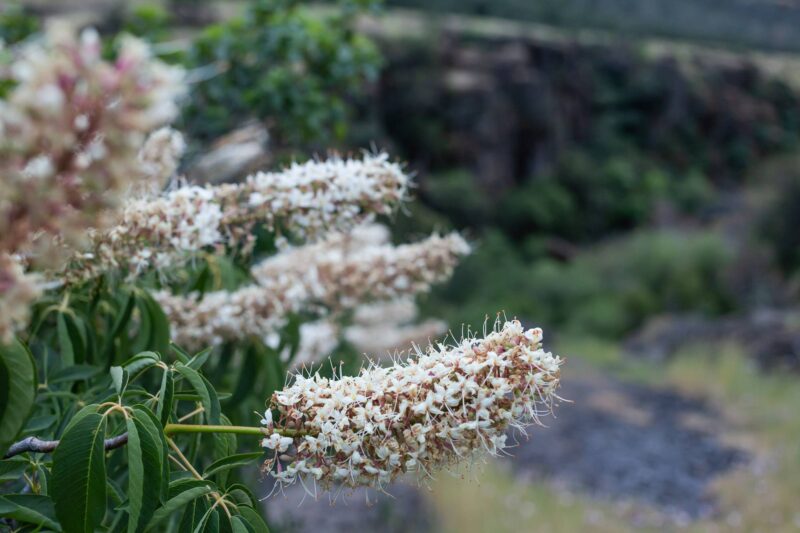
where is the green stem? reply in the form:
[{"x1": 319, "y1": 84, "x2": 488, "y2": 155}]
[{"x1": 164, "y1": 424, "x2": 303, "y2": 437}]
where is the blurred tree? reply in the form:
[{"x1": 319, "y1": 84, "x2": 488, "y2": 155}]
[{"x1": 180, "y1": 0, "x2": 382, "y2": 149}]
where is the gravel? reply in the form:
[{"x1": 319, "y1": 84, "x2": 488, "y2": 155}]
[{"x1": 508, "y1": 374, "x2": 746, "y2": 521}]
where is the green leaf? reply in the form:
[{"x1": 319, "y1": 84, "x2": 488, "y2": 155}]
[
  {"x1": 231, "y1": 515, "x2": 254, "y2": 533},
  {"x1": 228, "y1": 346, "x2": 260, "y2": 407},
  {"x1": 178, "y1": 496, "x2": 209, "y2": 533},
  {"x1": 107, "y1": 478, "x2": 126, "y2": 506},
  {"x1": 130, "y1": 406, "x2": 169, "y2": 503},
  {"x1": 130, "y1": 299, "x2": 154, "y2": 356},
  {"x1": 174, "y1": 392, "x2": 232, "y2": 402},
  {"x1": 170, "y1": 342, "x2": 191, "y2": 365},
  {"x1": 50, "y1": 364, "x2": 102, "y2": 384},
  {"x1": 175, "y1": 364, "x2": 220, "y2": 424},
  {"x1": 156, "y1": 367, "x2": 174, "y2": 426},
  {"x1": 25, "y1": 414, "x2": 58, "y2": 433},
  {"x1": 0, "y1": 338, "x2": 36, "y2": 456},
  {"x1": 103, "y1": 290, "x2": 136, "y2": 361},
  {"x1": 259, "y1": 342, "x2": 285, "y2": 404},
  {"x1": 211, "y1": 415, "x2": 237, "y2": 485},
  {"x1": 51, "y1": 411, "x2": 108, "y2": 533},
  {"x1": 217, "y1": 508, "x2": 233, "y2": 533},
  {"x1": 224, "y1": 484, "x2": 257, "y2": 508},
  {"x1": 57, "y1": 313, "x2": 76, "y2": 366},
  {"x1": 187, "y1": 347, "x2": 213, "y2": 371},
  {"x1": 126, "y1": 409, "x2": 163, "y2": 533},
  {"x1": 236, "y1": 506, "x2": 270, "y2": 533},
  {"x1": 139, "y1": 291, "x2": 171, "y2": 356},
  {"x1": 146, "y1": 482, "x2": 214, "y2": 531},
  {"x1": 203, "y1": 452, "x2": 263, "y2": 480},
  {"x1": 193, "y1": 504, "x2": 218, "y2": 533},
  {"x1": 0, "y1": 458, "x2": 27, "y2": 482},
  {"x1": 0, "y1": 494, "x2": 61, "y2": 531},
  {"x1": 110, "y1": 366, "x2": 129, "y2": 397},
  {"x1": 121, "y1": 351, "x2": 161, "y2": 376}
]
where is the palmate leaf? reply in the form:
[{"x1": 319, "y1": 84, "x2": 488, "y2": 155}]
[
  {"x1": 0, "y1": 338, "x2": 36, "y2": 457},
  {"x1": 126, "y1": 407, "x2": 165, "y2": 533},
  {"x1": 51, "y1": 409, "x2": 108, "y2": 533}
]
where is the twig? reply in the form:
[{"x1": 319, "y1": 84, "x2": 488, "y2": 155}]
[
  {"x1": 3, "y1": 423, "x2": 292, "y2": 459},
  {"x1": 3, "y1": 433, "x2": 129, "y2": 459}
]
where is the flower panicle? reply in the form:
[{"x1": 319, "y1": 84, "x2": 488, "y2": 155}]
[
  {"x1": 0, "y1": 26, "x2": 184, "y2": 339},
  {"x1": 0, "y1": 26, "x2": 184, "y2": 260},
  {"x1": 66, "y1": 153, "x2": 410, "y2": 282},
  {"x1": 0, "y1": 255, "x2": 41, "y2": 343},
  {"x1": 260, "y1": 319, "x2": 563, "y2": 492},
  {"x1": 286, "y1": 298, "x2": 446, "y2": 369},
  {"x1": 156, "y1": 230, "x2": 470, "y2": 350}
]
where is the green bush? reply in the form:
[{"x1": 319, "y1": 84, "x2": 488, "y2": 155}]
[
  {"x1": 0, "y1": 5, "x2": 38, "y2": 45},
  {"x1": 757, "y1": 161, "x2": 800, "y2": 276},
  {"x1": 123, "y1": 4, "x2": 172, "y2": 43},
  {"x1": 425, "y1": 229, "x2": 735, "y2": 337},
  {"x1": 497, "y1": 150, "x2": 671, "y2": 241},
  {"x1": 180, "y1": 0, "x2": 382, "y2": 147}
]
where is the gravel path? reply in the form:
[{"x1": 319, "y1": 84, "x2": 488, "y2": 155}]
[
  {"x1": 509, "y1": 372, "x2": 746, "y2": 521},
  {"x1": 263, "y1": 481, "x2": 436, "y2": 533}
]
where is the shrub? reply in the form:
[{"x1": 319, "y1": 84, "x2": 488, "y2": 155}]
[
  {"x1": 180, "y1": 0, "x2": 382, "y2": 147},
  {"x1": 426, "y1": 229, "x2": 735, "y2": 337}
]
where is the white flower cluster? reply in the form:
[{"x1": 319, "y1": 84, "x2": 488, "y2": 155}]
[
  {"x1": 138, "y1": 127, "x2": 186, "y2": 194},
  {"x1": 260, "y1": 320, "x2": 563, "y2": 491},
  {"x1": 108, "y1": 186, "x2": 225, "y2": 275},
  {"x1": 67, "y1": 154, "x2": 408, "y2": 280},
  {"x1": 252, "y1": 232, "x2": 471, "y2": 310},
  {"x1": 231, "y1": 152, "x2": 409, "y2": 235},
  {"x1": 345, "y1": 319, "x2": 448, "y2": 361},
  {"x1": 287, "y1": 298, "x2": 447, "y2": 369},
  {"x1": 156, "y1": 232, "x2": 470, "y2": 349},
  {"x1": 0, "y1": 26, "x2": 184, "y2": 340},
  {"x1": 0, "y1": 256, "x2": 40, "y2": 343},
  {"x1": 0, "y1": 27, "x2": 184, "y2": 260}
]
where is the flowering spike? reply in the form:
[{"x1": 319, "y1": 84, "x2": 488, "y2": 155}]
[
  {"x1": 0, "y1": 27, "x2": 184, "y2": 340},
  {"x1": 156, "y1": 231, "x2": 469, "y2": 349},
  {"x1": 67, "y1": 153, "x2": 409, "y2": 280},
  {"x1": 260, "y1": 320, "x2": 563, "y2": 491}
]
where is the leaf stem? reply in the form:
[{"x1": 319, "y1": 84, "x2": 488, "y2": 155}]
[{"x1": 164, "y1": 424, "x2": 266, "y2": 437}]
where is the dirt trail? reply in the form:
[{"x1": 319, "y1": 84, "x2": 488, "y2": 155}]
[{"x1": 510, "y1": 370, "x2": 745, "y2": 522}]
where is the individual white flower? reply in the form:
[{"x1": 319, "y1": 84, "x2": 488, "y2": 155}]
[
  {"x1": 260, "y1": 410, "x2": 274, "y2": 427},
  {"x1": 262, "y1": 433, "x2": 294, "y2": 453}
]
